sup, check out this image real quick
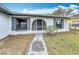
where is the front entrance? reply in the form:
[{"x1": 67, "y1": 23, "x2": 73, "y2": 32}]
[{"x1": 32, "y1": 19, "x2": 46, "y2": 30}]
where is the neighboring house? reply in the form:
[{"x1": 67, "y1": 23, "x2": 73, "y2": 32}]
[
  {"x1": 67, "y1": 14, "x2": 79, "y2": 30},
  {"x1": 0, "y1": 5, "x2": 69, "y2": 40}
]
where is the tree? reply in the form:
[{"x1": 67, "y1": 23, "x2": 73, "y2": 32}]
[
  {"x1": 52, "y1": 7, "x2": 65, "y2": 16},
  {"x1": 51, "y1": 7, "x2": 74, "y2": 17},
  {"x1": 66, "y1": 8, "x2": 74, "y2": 16}
]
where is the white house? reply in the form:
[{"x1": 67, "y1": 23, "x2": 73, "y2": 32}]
[{"x1": 0, "y1": 5, "x2": 69, "y2": 40}]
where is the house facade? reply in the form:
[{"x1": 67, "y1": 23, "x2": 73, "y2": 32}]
[
  {"x1": 0, "y1": 5, "x2": 69, "y2": 40},
  {"x1": 67, "y1": 14, "x2": 79, "y2": 30}
]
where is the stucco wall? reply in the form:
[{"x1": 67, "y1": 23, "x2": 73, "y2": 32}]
[
  {"x1": 0, "y1": 12, "x2": 11, "y2": 40},
  {"x1": 67, "y1": 19, "x2": 79, "y2": 29},
  {"x1": 11, "y1": 16, "x2": 69, "y2": 35},
  {"x1": 57, "y1": 19, "x2": 69, "y2": 32},
  {"x1": 30, "y1": 17, "x2": 69, "y2": 32}
]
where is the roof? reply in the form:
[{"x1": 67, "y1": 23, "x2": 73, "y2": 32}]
[
  {"x1": 0, "y1": 4, "x2": 13, "y2": 15},
  {"x1": 70, "y1": 14, "x2": 79, "y2": 19},
  {"x1": 0, "y1": 4, "x2": 69, "y2": 19},
  {"x1": 12, "y1": 13, "x2": 69, "y2": 19}
]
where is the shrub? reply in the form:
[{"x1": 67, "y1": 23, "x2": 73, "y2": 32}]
[{"x1": 46, "y1": 26, "x2": 58, "y2": 35}]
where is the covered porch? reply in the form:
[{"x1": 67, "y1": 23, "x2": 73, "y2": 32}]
[
  {"x1": 11, "y1": 16, "x2": 47, "y2": 34},
  {"x1": 11, "y1": 16, "x2": 68, "y2": 35}
]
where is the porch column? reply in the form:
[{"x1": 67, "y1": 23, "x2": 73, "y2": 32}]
[
  {"x1": 12, "y1": 17, "x2": 17, "y2": 30},
  {"x1": 30, "y1": 18, "x2": 32, "y2": 31},
  {"x1": 42, "y1": 20, "x2": 43, "y2": 30},
  {"x1": 36, "y1": 19, "x2": 37, "y2": 31},
  {"x1": 27, "y1": 18, "x2": 30, "y2": 30}
]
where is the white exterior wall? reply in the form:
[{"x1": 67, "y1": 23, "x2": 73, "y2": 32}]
[
  {"x1": 11, "y1": 16, "x2": 54, "y2": 35},
  {"x1": 11, "y1": 16, "x2": 69, "y2": 35},
  {"x1": 30, "y1": 17, "x2": 69, "y2": 32},
  {"x1": 0, "y1": 12, "x2": 11, "y2": 39},
  {"x1": 56, "y1": 19, "x2": 69, "y2": 32},
  {"x1": 0, "y1": 13, "x2": 69, "y2": 38}
]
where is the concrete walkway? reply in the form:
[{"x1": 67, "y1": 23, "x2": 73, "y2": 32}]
[{"x1": 28, "y1": 33, "x2": 48, "y2": 55}]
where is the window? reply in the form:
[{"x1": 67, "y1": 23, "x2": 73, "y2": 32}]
[
  {"x1": 12, "y1": 17, "x2": 30, "y2": 30},
  {"x1": 32, "y1": 19, "x2": 46, "y2": 30},
  {"x1": 54, "y1": 18, "x2": 64, "y2": 29},
  {"x1": 71, "y1": 22, "x2": 79, "y2": 27},
  {"x1": 37, "y1": 19, "x2": 42, "y2": 30},
  {"x1": 16, "y1": 18, "x2": 27, "y2": 30}
]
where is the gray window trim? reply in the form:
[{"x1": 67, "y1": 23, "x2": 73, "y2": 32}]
[{"x1": 53, "y1": 18, "x2": 64, "y2": 29}]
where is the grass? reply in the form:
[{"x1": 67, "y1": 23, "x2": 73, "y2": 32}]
[
  {"x1": 44, "y1": 30, "x2": 79, "y2": 55},
  {"x1": 0, "y1": 34, "x2": 34, "y2": 55}
]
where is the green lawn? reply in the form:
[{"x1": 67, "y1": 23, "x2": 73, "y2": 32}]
[{"x1": 44, "y1": 31, "x2": 79, "y2": 55}]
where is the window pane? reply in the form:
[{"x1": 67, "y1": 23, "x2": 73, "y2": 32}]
[
  {"x1": 72, "y1": 24, "x2": 79, "y2": 27},
  {"x1": 37, "y1": 20, "x2": 42, "y2": 26},
  {"x1": 16, "y1": 18, "x2": 27, "y2": 30},
  {"x1": 37, "y1": 26, "x2": 42, "y2": 30},
  {"x1": 54, "y1": 19, "x2": 64, "y2": 29}
]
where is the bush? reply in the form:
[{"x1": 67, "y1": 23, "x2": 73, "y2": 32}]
[{"x1": 46, "y1": 26, "x2": 58, "y2": 35}]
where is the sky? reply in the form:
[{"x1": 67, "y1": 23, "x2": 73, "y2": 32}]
[{"x1": 1, "y1": 3, "x2": 79, "y2": 14}]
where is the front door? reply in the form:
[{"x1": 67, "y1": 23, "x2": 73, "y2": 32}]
[
  {"x1": 37, "y1": 20, "x2": 42, "y2": 30},
  {"x1": 32, "y1": 19, "x2": 46, "y2": 30}
]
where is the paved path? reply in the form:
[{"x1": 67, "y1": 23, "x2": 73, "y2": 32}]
[{"x1": 28, "y1": 33, "x2": 48, "y2": 55}]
